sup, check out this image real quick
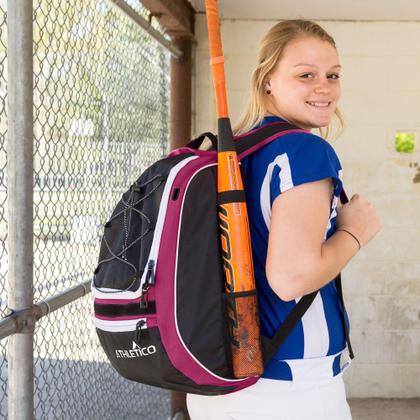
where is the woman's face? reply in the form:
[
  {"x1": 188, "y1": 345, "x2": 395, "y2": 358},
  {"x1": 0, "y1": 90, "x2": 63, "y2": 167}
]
[{"x1": 265, "y1": 36, "x2": 341, "y2": 130}]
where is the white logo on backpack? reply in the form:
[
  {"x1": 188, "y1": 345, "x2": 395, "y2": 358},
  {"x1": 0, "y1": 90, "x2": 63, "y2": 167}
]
[{"x1": 115, "y1": 342, "x2": 157, "y2": 358}]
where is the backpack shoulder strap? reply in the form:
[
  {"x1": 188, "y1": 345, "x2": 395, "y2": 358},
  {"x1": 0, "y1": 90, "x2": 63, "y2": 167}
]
[
  {"x1": 335, "y1": 274, "x2": 354, "y2": 360},
  {"x1": 262, "y1": 271, "x2": 355, "y2": 366},
  {"x1": 235, "y1": 122, "x2": 304, "y2": 160},
  {"x1": 261, "y1": 291, "x2": 317, "y2": 365},
  {"x1": 336, "y1": 186, "x2": 355, "y2": 360}
]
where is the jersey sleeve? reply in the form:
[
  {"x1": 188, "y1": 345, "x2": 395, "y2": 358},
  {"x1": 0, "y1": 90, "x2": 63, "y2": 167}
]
[{"x1": 269, "y1": 133, "x2": 343, "y2": 206}]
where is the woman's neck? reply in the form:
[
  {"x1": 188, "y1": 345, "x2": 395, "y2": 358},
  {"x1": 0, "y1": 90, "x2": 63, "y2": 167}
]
[{"x1": 264, "y1": 111, "x2": 287, "y2": 121}]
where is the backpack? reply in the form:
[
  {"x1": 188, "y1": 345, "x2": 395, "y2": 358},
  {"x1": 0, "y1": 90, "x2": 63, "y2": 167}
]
[{"x1": 92, "y1": 121, "x2": 353, "y2": 395}]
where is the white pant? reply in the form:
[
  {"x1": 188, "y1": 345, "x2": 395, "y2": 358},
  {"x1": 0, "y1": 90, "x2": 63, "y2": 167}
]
[{"x1": 187, "y1": 373, "x2": 352, "y2": 420}]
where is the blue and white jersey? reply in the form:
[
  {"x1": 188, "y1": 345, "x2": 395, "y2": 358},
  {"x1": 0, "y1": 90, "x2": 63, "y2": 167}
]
[{"x1": 241, "y1": 116, "x2": 350, "y2": 381}]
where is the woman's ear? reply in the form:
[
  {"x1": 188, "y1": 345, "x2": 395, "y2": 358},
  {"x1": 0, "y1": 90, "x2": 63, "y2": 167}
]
[{"x1": 265, "y1": 79, "x2": 272, "y2": 94}]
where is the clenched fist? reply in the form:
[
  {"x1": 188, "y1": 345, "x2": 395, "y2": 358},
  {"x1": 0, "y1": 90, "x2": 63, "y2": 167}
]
[{"x1": 336, "y1": 193, "x2": 381, "y2": 248}]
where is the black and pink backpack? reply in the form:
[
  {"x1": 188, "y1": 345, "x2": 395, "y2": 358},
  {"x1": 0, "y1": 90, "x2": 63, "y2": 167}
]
[{"x1": 92, "y1": 122, "x2": 353, "y2": 395}]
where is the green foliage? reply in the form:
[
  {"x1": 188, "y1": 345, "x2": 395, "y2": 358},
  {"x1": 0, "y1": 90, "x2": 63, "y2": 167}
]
[{"x1": 395, "y1": 132, "x2": 416, "y2": 153}]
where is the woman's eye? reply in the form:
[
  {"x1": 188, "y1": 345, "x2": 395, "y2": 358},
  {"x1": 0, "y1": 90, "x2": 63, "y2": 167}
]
[{"x1": 300, "y1": 73, "x2": 340, "y2": 80}]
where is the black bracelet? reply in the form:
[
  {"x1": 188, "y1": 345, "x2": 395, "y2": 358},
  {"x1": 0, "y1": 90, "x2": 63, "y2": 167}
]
[{"x1": 336, "y1": 228, "x2": 361, "y2": 250}]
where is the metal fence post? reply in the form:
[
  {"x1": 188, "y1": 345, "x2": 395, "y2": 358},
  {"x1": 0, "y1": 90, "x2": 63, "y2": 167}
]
[
  {"x1": 7, "y1": 1, "x2": 34, "y2": 419},
  {"x1": 169, "y1": 35, "x2": 193, "y2": 151}
]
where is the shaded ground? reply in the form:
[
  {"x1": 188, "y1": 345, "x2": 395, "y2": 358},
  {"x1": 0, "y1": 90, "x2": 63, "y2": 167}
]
[
  {"x1": 0, "y1": 355, "x2": 170, "y2": 420},
  {"x1": 349, "y1": 399, "x2": 420, "y2": 420}
]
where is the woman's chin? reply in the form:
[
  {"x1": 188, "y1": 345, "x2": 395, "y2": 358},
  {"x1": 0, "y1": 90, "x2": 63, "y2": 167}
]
[
  {"x1": 296, "y1": 112, "x2": 333, "y2": 130},
  {"x1": 308, "y1": 118, "x2": 332, "y2": 129}
]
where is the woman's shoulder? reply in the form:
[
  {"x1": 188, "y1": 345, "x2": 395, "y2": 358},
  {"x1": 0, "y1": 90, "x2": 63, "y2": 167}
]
[
  {"x1": 260, "y1": 129, "x2": 340, "y2": 164},
  {"x1": 251, "y1": 116, "x2": 336, "y2": 150},
  {"x1": 254, "y1": 130, "x2": 343, "y2": 187}
]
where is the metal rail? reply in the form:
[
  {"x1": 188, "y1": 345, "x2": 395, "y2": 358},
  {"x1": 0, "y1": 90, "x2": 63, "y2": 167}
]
[
  {"x1": 110, "y1": 0, "x2": 183, "y2": 58},
  {"x1": 0, "y1": 280, "x2": 92, "y2": 341}
]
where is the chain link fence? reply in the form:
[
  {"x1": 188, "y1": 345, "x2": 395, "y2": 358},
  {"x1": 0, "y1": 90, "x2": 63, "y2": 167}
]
[{"x1": 1, "y1": 0, "x2": 174, "y2": 418}]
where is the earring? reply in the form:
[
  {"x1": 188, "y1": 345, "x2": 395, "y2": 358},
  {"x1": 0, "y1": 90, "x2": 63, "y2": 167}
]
[{"x1": 266, "y1": 89, "x2": 271, "y2": 95}]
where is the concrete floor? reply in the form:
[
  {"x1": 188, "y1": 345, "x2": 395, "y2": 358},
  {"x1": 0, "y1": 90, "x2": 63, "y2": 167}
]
[
  {"x1": 171, "y1": 399, "x2": 420, "y2": 420},
  {"x1": 348, "y1": 399, "x2": 420, "y2": 420}
]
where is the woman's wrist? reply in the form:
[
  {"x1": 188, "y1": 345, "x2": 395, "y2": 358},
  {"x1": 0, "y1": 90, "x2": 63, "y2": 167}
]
[{"x1": 335, "y1": 228, "x2": 361, "y2": 251}]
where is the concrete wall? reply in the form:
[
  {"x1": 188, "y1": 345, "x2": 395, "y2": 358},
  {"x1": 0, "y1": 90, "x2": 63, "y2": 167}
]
[{"x1": 193, "y1": 16, "x2": 420, "y2": 398}]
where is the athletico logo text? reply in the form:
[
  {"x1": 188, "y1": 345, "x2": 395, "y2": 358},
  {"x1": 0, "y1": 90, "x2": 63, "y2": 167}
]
[{"x1": 115, "y1": 342, "x2": 157, "y2": 359}]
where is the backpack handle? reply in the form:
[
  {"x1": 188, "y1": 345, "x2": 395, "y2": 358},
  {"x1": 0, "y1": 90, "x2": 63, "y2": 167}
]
[{"x1": 186, "y1": 132, "x2": 218, "y2": 150}]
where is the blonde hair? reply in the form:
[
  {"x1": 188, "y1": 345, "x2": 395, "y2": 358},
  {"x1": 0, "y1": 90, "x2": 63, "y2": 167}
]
[{"x1": 233, "y1": 20, "x2": 345, "y2": 141}]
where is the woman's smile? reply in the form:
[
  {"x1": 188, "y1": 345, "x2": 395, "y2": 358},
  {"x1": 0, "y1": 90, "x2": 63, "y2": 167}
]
[{"x1": 305, "y1": 101, "x2": 331, "y2": 108}]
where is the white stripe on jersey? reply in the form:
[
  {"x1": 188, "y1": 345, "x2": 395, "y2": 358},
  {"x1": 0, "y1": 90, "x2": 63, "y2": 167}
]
[
  {"x1": 260, "y1": 153, "x2": 292, "y2": 229},
  {"x1": 326, "y1": 168, "x2": 343, "y2": 238},
  {"x1": 301, "y1": 292, "x2": 330, "y2": 358}
]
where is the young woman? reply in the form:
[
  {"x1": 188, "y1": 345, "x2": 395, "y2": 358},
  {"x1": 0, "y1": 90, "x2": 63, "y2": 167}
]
[{"x1": 187, "y1": 19, "x2": 381, "y2": 420}]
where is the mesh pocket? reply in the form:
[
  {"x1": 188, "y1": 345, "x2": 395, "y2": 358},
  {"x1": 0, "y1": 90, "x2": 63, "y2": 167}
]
[{"x1": 223, "y1": 290, "x2": 264, "y2": 378}]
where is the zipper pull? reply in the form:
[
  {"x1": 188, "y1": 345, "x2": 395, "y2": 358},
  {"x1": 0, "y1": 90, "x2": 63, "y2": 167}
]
[
  {"x1": 146, "y1": 260, "x2": 155, "y2": 286},
  {"x1": 135, "y1": 319, "x2": 146, "y2": 344},
  {"x1": 140, "y1": 288, "x2": 148, "y2": 309},
  {"x1": 139, "y1": 260, "x2": 155, "y2": 309}
]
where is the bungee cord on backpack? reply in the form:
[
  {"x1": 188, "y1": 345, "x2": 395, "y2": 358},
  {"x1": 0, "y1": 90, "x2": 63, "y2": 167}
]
[{"x1": 93, "y1": 174, "x2": 165, "y2": 294}]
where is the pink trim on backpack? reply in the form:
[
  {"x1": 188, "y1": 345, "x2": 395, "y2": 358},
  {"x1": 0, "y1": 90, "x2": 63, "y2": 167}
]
[
  {"x1": 94, "y1": 289, "x2": 155, "y2": 305},
  {"x1": 94, "y1": 298, "x2": 140, "y2": 305},
  {"x1": 168, "y1": 147, "x2": 217, "y2": 158},
  {"x1": 155, "y1": 155, "x2": 258, "y2": 390},
  {"x1": 95, "y1": 314, "x2": 158, "y2": 326}
]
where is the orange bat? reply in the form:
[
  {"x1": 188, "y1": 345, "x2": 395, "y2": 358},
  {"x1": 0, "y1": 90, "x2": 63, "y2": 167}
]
[{"x1": 205, "y1": 0, "x2": 263, "y2": 378}]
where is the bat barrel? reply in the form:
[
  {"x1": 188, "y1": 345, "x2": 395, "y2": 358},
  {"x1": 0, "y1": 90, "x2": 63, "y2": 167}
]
[{"x1": 228, "y1": 292, "x2": 264, "y2": 377}]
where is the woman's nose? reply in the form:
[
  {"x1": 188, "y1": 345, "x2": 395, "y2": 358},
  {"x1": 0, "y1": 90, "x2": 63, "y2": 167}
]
[{"x1": 314, "y1": 79, "x2": 331, "y2": 94}]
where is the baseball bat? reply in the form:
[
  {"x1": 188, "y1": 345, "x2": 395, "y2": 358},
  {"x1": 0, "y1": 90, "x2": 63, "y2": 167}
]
[{"x1": 205, "y1": 0, "x2": 264, "y2": 378}]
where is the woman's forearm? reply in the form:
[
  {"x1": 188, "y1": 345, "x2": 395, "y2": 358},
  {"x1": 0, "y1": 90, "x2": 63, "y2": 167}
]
[
  {"x1": 272, "y1": 230, "x2": 359, "y2": 301},
  {"x1": 297, "y1": 230, "x2": 360, "y2": 298}
]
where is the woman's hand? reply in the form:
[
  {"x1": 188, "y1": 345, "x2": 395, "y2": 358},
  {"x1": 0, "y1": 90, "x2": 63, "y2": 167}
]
[{"x1": 336, "y1": 193, "x2": 381, "y2": 247}]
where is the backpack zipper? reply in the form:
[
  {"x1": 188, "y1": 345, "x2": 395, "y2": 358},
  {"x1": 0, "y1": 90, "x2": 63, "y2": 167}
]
[
  {"x1": 135, "y1": 319, "x2": 146, "y2": 344},
  {"x1": 140, "y1": 259, "x2": 155, "y2": 308},
  {"x1": 145, "y1": 260, "x2": 155, "y2": 286}
]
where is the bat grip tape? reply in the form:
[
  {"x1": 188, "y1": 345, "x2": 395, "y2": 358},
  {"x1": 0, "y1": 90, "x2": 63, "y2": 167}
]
[{"x1": 217, "y1": 190, "x2": 246, "y2": 204}]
